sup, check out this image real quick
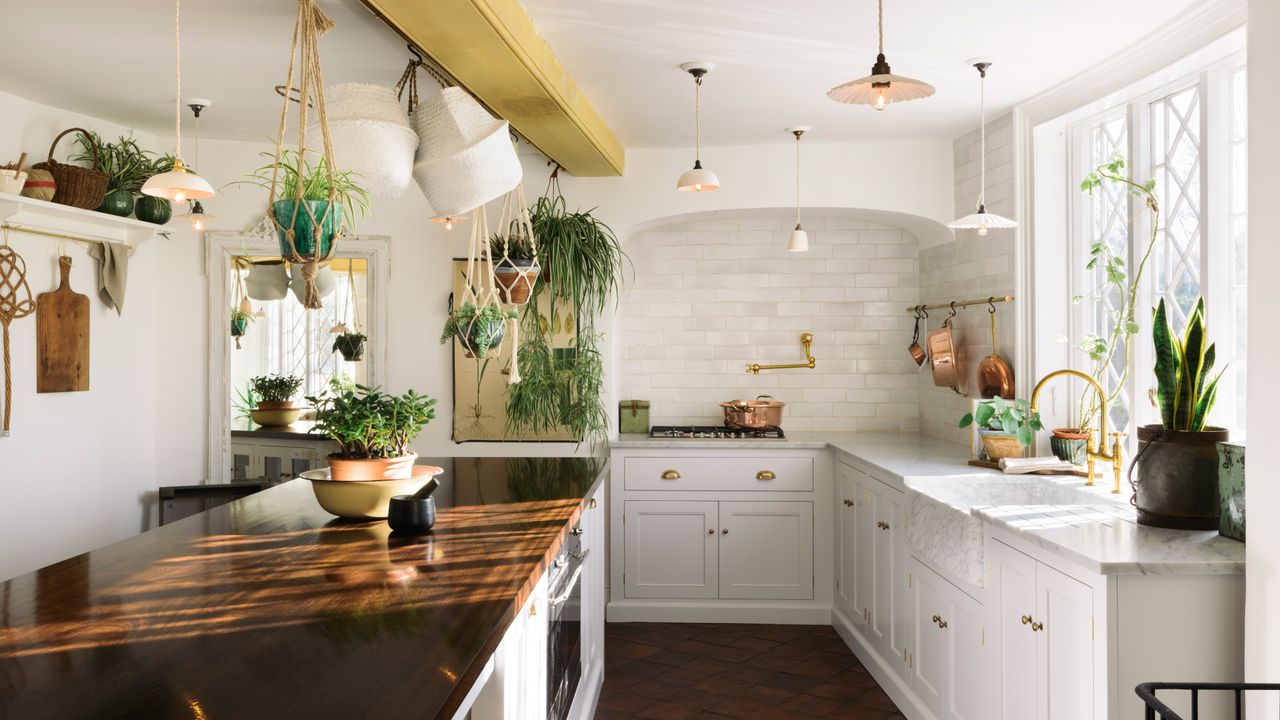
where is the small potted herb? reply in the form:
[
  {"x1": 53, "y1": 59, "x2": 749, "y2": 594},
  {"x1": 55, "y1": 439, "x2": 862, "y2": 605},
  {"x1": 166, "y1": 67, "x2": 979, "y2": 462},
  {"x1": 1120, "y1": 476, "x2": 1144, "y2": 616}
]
[
  {"x1": 230, "y1": 307, "x2": 254, "y2": 350},
  {"x1": 960, "y1": 397, "x2": 1044, "y2": 462},
  {"x1": 234, "y1": 148, "x2": 369, "y2": 258},
  {"x1": 333, "y1": 331, "x2": 367, "y2": 362},
  {"x1": 489, "y1": 233, "x2": 540, "y2": 304},
  {"x1": 307, "y1": 378, "x2": 437, "y2": 481},
  {"x1": 441, "y1": 303, "x2": 516, "y2": 358},
  {"x1": 248, "y1": 374, "x2": 304, "y2": 427}
]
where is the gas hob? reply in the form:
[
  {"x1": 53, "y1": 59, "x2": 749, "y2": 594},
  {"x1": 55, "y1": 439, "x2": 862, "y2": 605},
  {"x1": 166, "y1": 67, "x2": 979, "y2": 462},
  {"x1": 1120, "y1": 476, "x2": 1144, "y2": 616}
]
[{"x1": 648, "y1": 425, "x2": 785, "y2": 439}]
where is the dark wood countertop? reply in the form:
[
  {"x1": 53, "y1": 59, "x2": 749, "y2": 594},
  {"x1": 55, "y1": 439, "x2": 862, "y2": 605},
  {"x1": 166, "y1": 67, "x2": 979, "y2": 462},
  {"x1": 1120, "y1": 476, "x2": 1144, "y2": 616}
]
[{"x1": 0, "y1": 456, "x2": 607, "y2": 719}]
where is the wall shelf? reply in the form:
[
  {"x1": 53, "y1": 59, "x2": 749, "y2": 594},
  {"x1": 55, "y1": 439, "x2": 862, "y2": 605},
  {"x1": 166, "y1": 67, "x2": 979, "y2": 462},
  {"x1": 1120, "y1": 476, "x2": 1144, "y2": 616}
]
[{"x1": 0, "y1": 191, "x2": 169, "y2": 249}]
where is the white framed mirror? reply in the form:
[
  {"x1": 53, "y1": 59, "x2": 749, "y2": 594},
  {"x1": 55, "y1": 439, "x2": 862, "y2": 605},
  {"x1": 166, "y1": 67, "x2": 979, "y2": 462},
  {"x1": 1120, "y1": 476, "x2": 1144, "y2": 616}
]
[{"x1": 204, "y1": 230, "x2": 390, "y2": 484}]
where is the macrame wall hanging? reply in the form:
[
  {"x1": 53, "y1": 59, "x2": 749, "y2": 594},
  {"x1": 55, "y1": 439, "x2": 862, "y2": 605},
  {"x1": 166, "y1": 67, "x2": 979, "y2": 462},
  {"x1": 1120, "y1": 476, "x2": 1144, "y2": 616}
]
[{"x1": 265, "y1": 0, "x2": 343, "y2": 310}]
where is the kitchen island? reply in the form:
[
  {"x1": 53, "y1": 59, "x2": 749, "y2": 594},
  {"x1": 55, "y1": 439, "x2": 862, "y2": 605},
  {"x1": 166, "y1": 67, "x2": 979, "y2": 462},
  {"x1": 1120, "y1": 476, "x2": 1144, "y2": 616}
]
[{"x1": 0, "y1": 456, "x2": 607, "y2": 720}]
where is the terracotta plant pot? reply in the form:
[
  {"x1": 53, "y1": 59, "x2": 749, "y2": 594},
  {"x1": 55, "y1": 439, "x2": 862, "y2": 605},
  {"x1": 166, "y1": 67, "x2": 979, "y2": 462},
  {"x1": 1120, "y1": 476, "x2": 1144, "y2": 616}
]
[
  {"x1": 494, "y1": 262, "x2": 540, "y2": 304},
  {"x1": 256, "y1": 400, "x2": 295, "y2": 410},
  {"x1": 979, "y1": 431, "x2": 1026, "y2": 462},
  {"x1": 1050, "y1": 428, "x2": 1090, "y2": 466},
  {"x1": 327, "y1": 452, "x2": 419, "y2": 481}
]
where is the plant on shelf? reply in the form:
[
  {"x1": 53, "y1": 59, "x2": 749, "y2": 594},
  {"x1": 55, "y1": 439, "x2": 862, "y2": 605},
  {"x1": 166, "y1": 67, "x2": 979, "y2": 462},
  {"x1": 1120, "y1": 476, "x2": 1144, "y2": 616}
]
[
  {"x1": 249, "y1": 374, "x2": 303, "y2": 409},
  {"x1": 307, "y1": 377, "x2": 437, "y2": 481},
  {"x1": 440, "y1": 303, "x2": 515, "y2": 359},
  {"x1": 502, "y1": 183, "x2": 626, "y2": 447},
  {"x1": 1130, "y1": 297, "x2": 1228, "y2": 529},
  {"x1": 73, "y1": 131, "x2": 154, "y2": 217},
  {"x1": 1065, "y1": 154, "x2": 1160, "y2": 441},
  {"x1": 960, "y1": 396, "x2": 1045, "y2": 462},
  {"x1": 489, "y1": 232, "x2": 540, "y2": 304},
  {"x1": 233, "y1": 148, "x2": 370, "y2": 258},
  {"x1": 333, "y1": 331, "x2": 367, "y2": 362},
  {"x1": 230, "y1": 307, "x2": 254, "y2": 350}
]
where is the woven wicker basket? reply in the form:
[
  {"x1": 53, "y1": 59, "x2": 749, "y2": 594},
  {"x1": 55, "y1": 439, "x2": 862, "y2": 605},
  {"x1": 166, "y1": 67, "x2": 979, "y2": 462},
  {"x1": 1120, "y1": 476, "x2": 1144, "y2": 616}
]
[{"x1": 32, "y1": 128, "x2": 108, "y2": 210}]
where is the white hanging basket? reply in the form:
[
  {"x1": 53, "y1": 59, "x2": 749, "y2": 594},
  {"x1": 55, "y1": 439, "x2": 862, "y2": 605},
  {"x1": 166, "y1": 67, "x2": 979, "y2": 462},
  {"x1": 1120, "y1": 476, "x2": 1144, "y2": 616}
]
[
  {"x1": 307, "y1": 83, "x2": 419, "y2": 201},
  {"x1": 411, "y1": 87, "x2": 522, "y2": 218}
]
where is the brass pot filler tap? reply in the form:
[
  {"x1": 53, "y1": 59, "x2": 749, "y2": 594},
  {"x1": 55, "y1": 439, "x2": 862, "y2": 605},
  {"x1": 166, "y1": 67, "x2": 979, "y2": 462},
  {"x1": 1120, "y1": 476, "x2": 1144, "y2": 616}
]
[
  {"x1": 1029, "y1": 368, "x2": 1127, "y2": 493},
  {"x1": 746, "y1": 333, "x2": 816, "y2": 375}
]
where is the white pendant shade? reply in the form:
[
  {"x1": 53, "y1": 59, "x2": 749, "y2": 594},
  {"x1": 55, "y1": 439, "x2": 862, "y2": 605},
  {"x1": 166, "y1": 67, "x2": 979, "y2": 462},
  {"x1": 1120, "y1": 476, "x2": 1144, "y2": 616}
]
[
  {"x1": 141, "y1": 165, "x2": 215, "y2": 202},
  {"x1": 182, "y1": 200, "x2": 217, "y2": 230},
  {"x1": 827, "y1": 72, "x2": 935, "y2": 109},
  {"x1": 677, "y1": 163, "x2": 720, "y2": 192},
  {"x1": 787, "y1": 226, "x2": 809, "y2": 252},
  {"x1": 948, "y1": 209, "x2": 1018, "y2": 236}
]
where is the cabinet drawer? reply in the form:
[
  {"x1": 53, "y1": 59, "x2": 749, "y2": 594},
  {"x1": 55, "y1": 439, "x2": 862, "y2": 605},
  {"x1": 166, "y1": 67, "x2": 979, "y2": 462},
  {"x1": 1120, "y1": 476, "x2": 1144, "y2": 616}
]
[{"x1": 624, "y1": 457, "x2": 813, "y2": 492}]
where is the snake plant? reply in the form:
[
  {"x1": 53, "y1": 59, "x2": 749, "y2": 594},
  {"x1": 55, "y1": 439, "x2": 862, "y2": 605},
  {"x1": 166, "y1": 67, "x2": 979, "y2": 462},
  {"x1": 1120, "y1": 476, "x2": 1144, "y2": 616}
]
[{"x1": 1152, "y1": 297, "x2": 1223, "y2": 432}]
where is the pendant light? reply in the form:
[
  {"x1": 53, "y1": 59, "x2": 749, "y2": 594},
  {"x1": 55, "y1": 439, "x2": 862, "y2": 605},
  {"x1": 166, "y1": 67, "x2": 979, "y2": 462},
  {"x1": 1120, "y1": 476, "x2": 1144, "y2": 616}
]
[
  {"x1": 827, "y1": 0, "x2": 934, "y2": 111},
  {"x1": 142, "y1": 0, "x2": 215, "y2": 203},
  {"x1": 180, "y1": 102, "x2": 218, "y2": 230},
  {"x1": 676, "y1": 62, "x2": 720, "y2": 192},
  {"x1": 787, "y1": 127, "x2": 810, "y2": 253},
  {"x1": 431, "y1": 215, "x2": 467, "y2": 231},
  {"x1": 948, "y1": 61, "x2": 1017, "y2": 236}
]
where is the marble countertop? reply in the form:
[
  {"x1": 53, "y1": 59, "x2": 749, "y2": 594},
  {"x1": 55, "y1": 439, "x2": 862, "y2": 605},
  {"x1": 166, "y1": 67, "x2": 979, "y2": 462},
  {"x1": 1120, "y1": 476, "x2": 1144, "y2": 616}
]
[
  {"x1": 610, "y1": 431, "x2": 1244, "y2": 577},
  {"x1": 974, "y1": 504, "x2": 1243, "y2": 575}
]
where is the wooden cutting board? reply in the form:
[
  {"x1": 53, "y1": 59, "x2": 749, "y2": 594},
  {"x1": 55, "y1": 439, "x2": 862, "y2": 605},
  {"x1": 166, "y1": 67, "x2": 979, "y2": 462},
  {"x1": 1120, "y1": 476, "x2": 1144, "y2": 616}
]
[{"x1": 36, "y1": 255, "x2": 88, "y2": 393}]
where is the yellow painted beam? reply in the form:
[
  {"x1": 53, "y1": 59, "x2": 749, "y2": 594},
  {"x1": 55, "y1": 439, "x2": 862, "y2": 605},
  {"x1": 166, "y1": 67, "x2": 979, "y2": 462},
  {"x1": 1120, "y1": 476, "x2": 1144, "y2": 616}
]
[{"x1": 362, "y1": 0, "x2": 625, "y2": 177}]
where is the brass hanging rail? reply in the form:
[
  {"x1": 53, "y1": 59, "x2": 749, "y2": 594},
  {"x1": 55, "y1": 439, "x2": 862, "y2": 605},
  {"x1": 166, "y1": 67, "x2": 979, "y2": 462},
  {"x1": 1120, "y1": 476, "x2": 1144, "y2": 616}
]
[
  {"x1": 905, "y1": 295, "x2": 1014, "y2": 314},
  {"x1": 1, "y1": 221, "x2": 166, "y2": 249}
]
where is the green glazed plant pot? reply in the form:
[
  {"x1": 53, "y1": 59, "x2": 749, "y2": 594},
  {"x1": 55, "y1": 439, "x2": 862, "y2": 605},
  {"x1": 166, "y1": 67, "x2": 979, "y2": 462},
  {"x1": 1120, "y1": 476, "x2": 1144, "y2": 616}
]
[
  {"x1": 231, "y1": 316, "x2": 249, "y2": 337},
  {"x1": 1050, "y1": 429, "x2": 1090, "y2": 466},
  {"x1": 274, "y1": 199, "x2": 338, "y2": 258},
  {"x1": 134, "y1": 195, "x2": 172, "y2": 225},
  {"x1": 97, "y1": 188, "x2": 135, "y2": 217},
  {"x1": 459, "y1": 321, "x2": 505, "y2": 359}
]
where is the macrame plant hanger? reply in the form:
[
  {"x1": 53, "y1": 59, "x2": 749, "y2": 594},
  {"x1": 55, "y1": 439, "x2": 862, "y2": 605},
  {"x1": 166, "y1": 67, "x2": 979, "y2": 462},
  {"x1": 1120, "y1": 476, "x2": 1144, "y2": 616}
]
[
  {"x1": 267, "y1": 0, "x2": 342, "y2": 310},
  {"x1": 459, "y1": 204, "x2": 504, "y2": 361},
  {"x1": 345, "y1": 261, "x2": 362, "y2": 338},
  {"x1": 232, "y1": 259, "x2": 251, "y2": 350},
  {"x1": 492, "y1": 183, "x2": 541, "y2": 384},
  {"x1": 0, "y1": 229, "x2": 35, "y2": 435}
]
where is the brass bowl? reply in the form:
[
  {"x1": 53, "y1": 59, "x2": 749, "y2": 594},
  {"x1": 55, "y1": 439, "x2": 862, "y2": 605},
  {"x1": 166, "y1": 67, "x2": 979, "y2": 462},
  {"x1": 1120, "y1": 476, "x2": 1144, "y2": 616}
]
[
  {"x1": 250, "y1": 407, "x2": 302, "y2": 426},
  {"x1": 301, "y1": 465, "x2": 443, "y2": 519}
]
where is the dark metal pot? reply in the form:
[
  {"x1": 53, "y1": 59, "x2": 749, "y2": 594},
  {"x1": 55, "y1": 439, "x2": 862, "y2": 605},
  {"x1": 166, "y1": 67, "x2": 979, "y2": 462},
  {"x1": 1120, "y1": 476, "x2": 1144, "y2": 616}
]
[{"x1": 1132, "y1": 424, "x2": 1229, "y2": 530}]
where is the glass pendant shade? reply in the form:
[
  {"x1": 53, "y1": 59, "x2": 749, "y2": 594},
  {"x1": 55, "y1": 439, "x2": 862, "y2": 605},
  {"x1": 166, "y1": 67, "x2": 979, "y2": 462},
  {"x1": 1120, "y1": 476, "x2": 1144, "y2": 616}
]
[
  {"x1": 787, "y1": 225, "x2": 809, "y2": 252},
  {"x1": 145, "y1": 0, "x2": 215, "y2": 204},
  {"x1": 431, "y1": 215, "x2": 467, "y2": 230},
  {"x1": 827, "y1": 0, "x2": 933, "y2": 110},
  {"x1": 677, "y1": 161, "x2": 720, "y2": 192}
]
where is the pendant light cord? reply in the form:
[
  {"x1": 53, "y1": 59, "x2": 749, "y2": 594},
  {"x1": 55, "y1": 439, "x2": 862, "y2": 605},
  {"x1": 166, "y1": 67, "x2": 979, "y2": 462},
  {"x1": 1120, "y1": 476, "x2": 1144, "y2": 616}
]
[
  {"x1": 877, "y1": 0, "x2": 885, "y2": 55},
  {"x1": 173, "y1": 0, "x2": 184, "y2": 164},
  {"x1": 977, "y1": 67, "x2": 986, "y2": 211},
  {"x1": 694, "y1": 75, "x2": 703, "y2": 161},
  {"x1": 795, "y1": 132, "x2": 802, "y2": 225}
]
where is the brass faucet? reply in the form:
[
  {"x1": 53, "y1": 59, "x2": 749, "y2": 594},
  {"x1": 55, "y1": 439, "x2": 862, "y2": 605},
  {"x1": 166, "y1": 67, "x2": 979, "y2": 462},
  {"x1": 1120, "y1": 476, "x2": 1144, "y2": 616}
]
[
  {"x1": 746, "y1": 333, "x2": 816, "y2": 374},
  {"x1": 1029, "y1": 369, "x2": 1127, "y2": 493}
]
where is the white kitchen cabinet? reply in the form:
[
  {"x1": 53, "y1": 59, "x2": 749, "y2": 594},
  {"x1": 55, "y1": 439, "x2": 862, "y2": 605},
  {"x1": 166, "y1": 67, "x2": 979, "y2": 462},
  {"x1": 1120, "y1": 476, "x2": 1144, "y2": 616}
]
[
  {"x1": 835, "y1": 465, "x2": 859, "y2": 618},
  {"x1": 470, "y1": 574, "x2": 549, "y2": 720},
  {"x1": 567, "y1": 485, "x2": 607, "y2": 720},
  {"x1": 854, "y1": 477, "x2": 876, "y2": 630},
  {"x1": 987, "y1": 539, "x2": 1094, "y2": 720},
  {"x1": 623, "y1": 500, "x2": 718, "y2": 599},
  {"x1": 908, "y1": 557, "x2": 989, "y2": 720},
  {"x1": 874, "y1": 484, "x2": 910, "y2": 674},
  {"x1": 719, "y1": 501, "x2": 813, "y2": 600}
]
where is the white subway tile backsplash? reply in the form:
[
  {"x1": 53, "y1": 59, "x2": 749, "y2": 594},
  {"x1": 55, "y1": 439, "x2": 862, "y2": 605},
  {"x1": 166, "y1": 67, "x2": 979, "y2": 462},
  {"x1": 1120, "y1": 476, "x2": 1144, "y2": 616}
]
[{"x1": 621, "y1": 212, "x2": 921, "y2": 431}]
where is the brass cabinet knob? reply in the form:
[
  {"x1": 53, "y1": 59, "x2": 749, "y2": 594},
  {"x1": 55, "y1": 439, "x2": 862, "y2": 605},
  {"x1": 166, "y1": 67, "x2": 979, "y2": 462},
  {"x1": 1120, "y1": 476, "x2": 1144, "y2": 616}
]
[
  {"x1": 876, "y1": 521, "x2": 890, "y2": 530},
  {"x1": 529, "y1": 603, "x2": 537, "y2": 617},
  {"x1": 722, "y1": 528, "x2": 729, "y2": 535},
  {"x1": 1021, "y1": 614, "x2": 1033, "y2": 625},
  {"x1": 939, "y1": 618, "x2": 948, "y2": 629},
  {"x1": 588, "y1": 498, "x2": 598, "y2": 509},
  {"x1": 661, "y1": 469, "x2": 681, "y2": 480},
  {"x1": 932, "y1": 614, "x2": 941, "y2": 624},
  {"x1": 843, "y1": 498, "x2": 853, "y2": 507},
  {"x1": 707, "y1": 528, "x2": 715, "y2": 535},
  {"x1": 1031, "y1": 621, "x2": 1044, "y2": 632},
  {"x1": 756, "y1": 470, "x2": 777, "y2": 481}
]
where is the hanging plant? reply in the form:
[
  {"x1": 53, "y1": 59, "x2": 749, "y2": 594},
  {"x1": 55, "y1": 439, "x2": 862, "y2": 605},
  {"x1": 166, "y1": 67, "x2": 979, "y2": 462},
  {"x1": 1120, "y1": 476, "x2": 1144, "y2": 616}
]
[
  {"x1": 235, "y1": 148, "x2": 369, "y2": 256},
  {"x1": 489, "y1": 232, "x2": 539, "y2": 304},
  {"x1": 230, "y1": 308, "x2": 253, "y2": 349},
  {"x1": 441, "y1": 303, "x2": 515, "y2": 359},
  {"x1": 333, "y1": 331, "x2": 366, "y2": 361}
]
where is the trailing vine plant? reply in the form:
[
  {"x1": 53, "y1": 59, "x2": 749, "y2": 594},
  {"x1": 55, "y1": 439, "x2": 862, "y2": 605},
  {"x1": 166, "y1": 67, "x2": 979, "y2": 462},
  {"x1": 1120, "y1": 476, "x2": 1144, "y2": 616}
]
[{"x1": 1074, "y1": 155, "x2": 1159, "y2": 429}]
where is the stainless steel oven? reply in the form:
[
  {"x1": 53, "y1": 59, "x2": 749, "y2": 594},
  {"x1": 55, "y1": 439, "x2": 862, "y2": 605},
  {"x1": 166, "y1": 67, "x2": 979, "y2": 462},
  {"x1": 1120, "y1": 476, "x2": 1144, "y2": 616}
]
[{"x1": 546, "y1": 524, "x2": 587, "y2": 720}]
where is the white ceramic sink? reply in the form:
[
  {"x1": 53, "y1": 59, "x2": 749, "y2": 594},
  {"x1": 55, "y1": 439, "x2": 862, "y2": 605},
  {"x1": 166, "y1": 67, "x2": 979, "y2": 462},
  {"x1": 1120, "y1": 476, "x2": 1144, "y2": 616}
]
[{"x1": 905, "y1": 475, "x2": 1126, "y2": 588}]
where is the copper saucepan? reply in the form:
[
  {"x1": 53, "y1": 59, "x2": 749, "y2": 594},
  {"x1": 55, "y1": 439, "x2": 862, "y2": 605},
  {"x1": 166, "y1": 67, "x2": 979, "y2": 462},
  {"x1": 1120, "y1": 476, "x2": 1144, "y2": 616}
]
[
  {"x1": 928, "y1": 303, "x2": 963, "y2": 395},
  {"x1": 977, "y1": 300, "x2": 1015, "y2": 399},
  {"x1": 721, "y1": 395, "x2": 786, "y2": 429},
  {"x1": 908, "y1": 306, "x2": 927, "y2": 367}
]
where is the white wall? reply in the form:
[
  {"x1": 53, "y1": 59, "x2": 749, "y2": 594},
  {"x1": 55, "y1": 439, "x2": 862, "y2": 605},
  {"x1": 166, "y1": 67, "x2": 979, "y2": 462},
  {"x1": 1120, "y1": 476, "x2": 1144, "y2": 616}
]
[
  {"x1": 618, "y1": 209, "x2": 920, "y2": 432},
  {"x1": 1245, "y1": 0, "x2": 1280, "y2": 707},
  {"x1": 0, "y1": 89, "x2": 165, "y2": 580},
  {"x1": 918, "y1": 114, "x2": 1017, "y2": 443}
]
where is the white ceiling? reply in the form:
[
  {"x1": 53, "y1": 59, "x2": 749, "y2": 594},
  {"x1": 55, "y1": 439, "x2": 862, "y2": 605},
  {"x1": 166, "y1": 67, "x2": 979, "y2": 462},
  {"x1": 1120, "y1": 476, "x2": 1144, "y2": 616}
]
[
  {"x1": 519, "y1": 0, "x2": 1202, "y2": 147},
  {"x1": 0, "y1": 0, "x2": 1202, "y2": 153}
]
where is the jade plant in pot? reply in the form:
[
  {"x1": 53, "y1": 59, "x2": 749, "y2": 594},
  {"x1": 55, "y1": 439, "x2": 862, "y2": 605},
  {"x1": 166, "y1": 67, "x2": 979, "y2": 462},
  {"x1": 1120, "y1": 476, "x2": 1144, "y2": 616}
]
[
  {"x1": 1131, "y1": 298, "x2": 1228, "y2": 529},
  {"x1": 490, "y1": 232, "x2": 540, "y2": 304},
  {"x1": 248, "y1": 374, "x2": 303, "y2": 426},
  {"x1": 333, "y1": 331, "x2": 367, "y2": 362},
  {"x1": 235, "y1": 148, "x2": 369, "y2": 258},
  {"x1": 440, "y1": 303, "x2": 516, "y2": 359},
  {"x1": 307, "y1": 378, "x2": 437, "y2": 481},
  {"x1": 960, "y1": 397, "x2": 1044, "y2": 462}
]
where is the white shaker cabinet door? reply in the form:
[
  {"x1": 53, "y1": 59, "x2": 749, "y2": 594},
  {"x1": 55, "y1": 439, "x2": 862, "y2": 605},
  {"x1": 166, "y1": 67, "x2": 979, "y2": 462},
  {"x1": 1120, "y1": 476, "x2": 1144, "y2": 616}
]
[
  {"x1": 623, "y1": 501, "x2": 718, "y2": 599},
  {"x1": 854, "y1": 478, "x2": 877, "y2": 630},
  {"x1": 909, "y1": 557, "x2": 949, "y2": 713},
  {"x1": 836, "y1": 465, "x2": 859, "y2": 617},
  {"x1": 989, "y1": 540, "x2": 1039, "y2": 720},
  {"x1": 872, "y1": 483, "x2": 909, "y2": 670},
  {"x1": 719, "y1": 501, "x2": 814, "y2": 600},
  {"x1": 947, "y1": 587, "x2": 989, "y2": 720},
  {"x1": 1037, "y1": 563, "x2": 1094, "y2": 720}
]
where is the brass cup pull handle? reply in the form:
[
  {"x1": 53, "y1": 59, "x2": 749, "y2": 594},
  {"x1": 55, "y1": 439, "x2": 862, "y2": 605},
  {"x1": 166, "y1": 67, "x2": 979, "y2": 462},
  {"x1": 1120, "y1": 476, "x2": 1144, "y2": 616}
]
[
  {"x1": 661, "y1": 470, "x2": 681, "y2": 480},
  {"x1": 756, "y1": 470, "x2": 777, "y2": 481},
  {"x1": 1031, "y1": 621, "x2": 1044, "y2": 632},
  {"x1": 1021, "y1": 614, "x2": 1033, "y2": 625}
]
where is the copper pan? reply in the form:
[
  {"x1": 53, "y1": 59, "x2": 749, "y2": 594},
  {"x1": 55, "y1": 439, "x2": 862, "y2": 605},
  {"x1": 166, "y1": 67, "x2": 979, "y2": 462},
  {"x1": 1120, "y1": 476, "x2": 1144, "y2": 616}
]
[
  {"x1": 907, "y1": 306, "x2": 927, "y2": 367},
  {"x1": 721, "y1": 395, "x2": 786, "y2": 429},
  {"x1": 928, "y1": 303, "x2": 962, "y2": 394},
  {"x1": 977, "y1": 300, "x2": 1015, "y2": 398}
]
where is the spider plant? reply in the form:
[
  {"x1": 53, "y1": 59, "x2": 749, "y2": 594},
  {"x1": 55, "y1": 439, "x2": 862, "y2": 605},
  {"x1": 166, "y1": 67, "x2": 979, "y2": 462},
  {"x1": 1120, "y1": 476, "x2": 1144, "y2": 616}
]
[
  {"x1": 230, "y1": 148, "x2": 370, "y2": 230},
  {"x1": 72, "y1": 131, "x2": 155, "y2": 194}
]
